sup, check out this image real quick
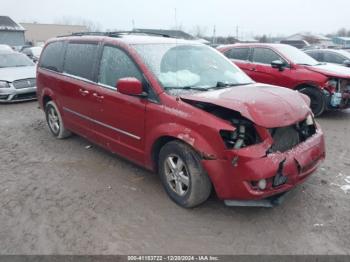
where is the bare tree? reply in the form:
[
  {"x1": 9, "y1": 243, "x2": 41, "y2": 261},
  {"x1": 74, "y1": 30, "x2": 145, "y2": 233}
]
[
  {"x1": 54, "y1": 16, "x2": 102, "y2": 32},
  {"x1": 191, "y1": 25, "x2": 208, "y2": 38},
  {"x1": 337, "y1": 28, "x2": 347, "y2": 37}
]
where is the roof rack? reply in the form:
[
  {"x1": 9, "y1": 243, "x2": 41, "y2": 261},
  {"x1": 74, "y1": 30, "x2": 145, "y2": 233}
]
[{"x1": 58, "y1": 31, "x2": 173, "y2": 38}]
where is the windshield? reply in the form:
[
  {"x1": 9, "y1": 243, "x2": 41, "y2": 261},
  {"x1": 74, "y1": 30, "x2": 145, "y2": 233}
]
[
  {"x1": 134, "y1": 44, "x2": 253, "y2": 92},
  {"x1": 335, "y1": 50, "x2": 350, "y2": 59},
  {"x1": 277, "y1": 45, "x2": 320, "y2": 66},
  {"x1": 0, "y1": 53, "x2": 34, "y2": 68}
]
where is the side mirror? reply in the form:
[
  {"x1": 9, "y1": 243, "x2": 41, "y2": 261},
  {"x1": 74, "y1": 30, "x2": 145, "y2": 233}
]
[
  {"x1": 343, "y1": 60, "x2": 350, "y2": 67},
  {"x1": 271, "y1": 60, "x2": 287, "y2": 71},
  {"x1": 116, "y1": 77, "x2": 146, "y2": 97}
]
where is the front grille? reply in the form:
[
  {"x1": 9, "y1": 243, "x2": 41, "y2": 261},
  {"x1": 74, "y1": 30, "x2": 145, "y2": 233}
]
[
  {"x1": 269, "y1": 119, "x2": 316, "y2": 153},
  {"x1": 13, "y1": 78, "x2": 36, "y2": 89}
]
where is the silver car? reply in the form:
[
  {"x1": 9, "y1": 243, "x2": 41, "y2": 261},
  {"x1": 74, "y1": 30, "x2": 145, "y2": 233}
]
[{"x1": 0, "y1": 51, "x2": 37, "y2": 102}]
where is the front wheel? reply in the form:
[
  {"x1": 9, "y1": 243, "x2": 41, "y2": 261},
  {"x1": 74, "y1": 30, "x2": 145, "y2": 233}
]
[
  {"x1": 299, "y1": 87, "x2": 326, "y2": 117},
  {"x1": 158, "y1": 141, "x2": 212, "y2": 208},
  {"x1": 45, "y1": 101, "x2": 71, "y2": 139}
]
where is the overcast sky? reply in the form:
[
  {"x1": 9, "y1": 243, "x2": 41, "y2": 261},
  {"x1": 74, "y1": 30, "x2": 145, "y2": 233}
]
[{"x1": 2, "y1": 0, "x2": 349, "y2": 37}]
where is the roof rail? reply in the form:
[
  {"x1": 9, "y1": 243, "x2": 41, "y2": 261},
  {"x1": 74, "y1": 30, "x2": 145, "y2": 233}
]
[{"x1": 58, "y1": 31, "x2": 173, "y2": 38}]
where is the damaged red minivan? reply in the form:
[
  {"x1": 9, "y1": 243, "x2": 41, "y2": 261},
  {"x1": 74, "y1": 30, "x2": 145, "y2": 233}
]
[{"x1": 37, "y1": 32, "x2": 325, "y2": 208}]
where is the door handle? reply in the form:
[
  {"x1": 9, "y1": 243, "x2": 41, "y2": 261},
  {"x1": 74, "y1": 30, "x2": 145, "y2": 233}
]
[
  {"x1": 93, "y1": 93, "x2": 104, "y2": 101},
  {"x1": 79, "y1": 89, "x2": 90, "y2": 96}
]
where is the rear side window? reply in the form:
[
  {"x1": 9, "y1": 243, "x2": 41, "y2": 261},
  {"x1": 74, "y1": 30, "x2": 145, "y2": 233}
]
[
  {"x1": 64, "y1": 43, "x2": 98, "y2": 81},
  {"x1": 40, "y1": 41, "x2": 65, "y2": 72},
  {"x1": 307, "y1": 51, "x2": 322, "y2": 61},
  {"x1": 252, "y1": 48, "x2": 282, "y2": 64},
  {"x1": 225, "y1": 48, "x2": 250, "y2": 61},
  {"x1": 98, "y1": 46, "x2": 142, "y2": 88}
]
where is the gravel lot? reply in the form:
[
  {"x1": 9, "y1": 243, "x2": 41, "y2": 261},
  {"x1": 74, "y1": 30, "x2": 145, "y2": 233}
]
[{"x1": 0, "y1": 101, "x2": 349, "y2": 255}]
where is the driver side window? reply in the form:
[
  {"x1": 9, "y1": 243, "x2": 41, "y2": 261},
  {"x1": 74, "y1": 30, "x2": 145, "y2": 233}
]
[
  {"x1": 98, "y1": 46, "x2": 143, "y2": 88},
  {"x1": 252, "y1": 48, "x2": 285, "y2": 65}
]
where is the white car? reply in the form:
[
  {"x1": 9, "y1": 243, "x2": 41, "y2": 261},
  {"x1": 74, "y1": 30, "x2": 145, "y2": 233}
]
[
  {"x1": 0, "y1": 52, "x2": 37, "y2": 102},
  {"x1": 0, "y1": 44, "x2": 14, "y2": 53}
]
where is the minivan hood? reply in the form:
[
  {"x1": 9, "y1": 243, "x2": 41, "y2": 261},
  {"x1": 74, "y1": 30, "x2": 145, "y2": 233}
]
[
  {"x1": 180, "y1": 84, "x2": 310, "y2": 128},
  {"x1": 0, "y1": 66, "x2": 36, "y2": 82},
  {"x1": 305, "y1": 63, "x2": 350, "y2": 78}
]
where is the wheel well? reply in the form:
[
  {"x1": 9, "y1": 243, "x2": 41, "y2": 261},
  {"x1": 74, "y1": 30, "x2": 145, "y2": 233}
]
[
  {"x1": 42, "y1": 95, "x2": 52, "y2": 107},
  {"x1": 151, "y1": 136, "x2": 179, "y2": 171},
  {"x1": 295, "y1": 83, "x2": 318, "y2": 91}
]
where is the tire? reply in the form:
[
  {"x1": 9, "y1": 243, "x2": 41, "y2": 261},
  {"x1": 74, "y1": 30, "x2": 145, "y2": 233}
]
[
  {"x1": 299, "y1": 87, "x2": 326, "y2": 117},
  {"x1": 45, "y1": 101, "x2": 71, "y2": 139},
  {"x1": 158, "y1": 141, "x2": 212, "y2": 208}
]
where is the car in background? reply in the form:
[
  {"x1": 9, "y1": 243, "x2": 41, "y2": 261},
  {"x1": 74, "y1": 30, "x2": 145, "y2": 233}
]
[
  {"x1": 305, "y1": 49, "x2": 350, "y2": 67},
  {"x1": 0, "y1": 44, "x2": 14, "y2": 53},
  {"x1": 280, "y1": 40, "x2": 310, "y2": 49},
  {"x1": 21, "y1": 46, "x2": 43, "y2": 63},
  {"x1": 0, "y1": 51, "x2": 37, "y2": 102},
  {"x1": 36, "y1": 32, "x2": 325, "y2": 208},
  {"x1": 218, "y1": 43, "x2": 350, "y2": 116}
]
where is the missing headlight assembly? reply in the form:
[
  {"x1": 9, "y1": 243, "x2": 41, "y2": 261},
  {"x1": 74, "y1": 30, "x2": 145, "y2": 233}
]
[{"x1": 184, "y1": 100, "x2": 261, "y2": 150}]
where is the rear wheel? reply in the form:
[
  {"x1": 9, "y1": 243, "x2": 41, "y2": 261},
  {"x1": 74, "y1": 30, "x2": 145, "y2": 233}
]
[
  {"x1": 299, "y1": 87, "x2": 326, "y2": 117},
  {"x1": 158, "y1": 141, "x2": 212, "y2": 208},
  {"x1": 45, "y1": 101, "x2": 71, "y2": 139}
]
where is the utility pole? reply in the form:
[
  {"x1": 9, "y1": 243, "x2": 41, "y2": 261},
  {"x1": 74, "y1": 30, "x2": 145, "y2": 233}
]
[
  {"x1": 236, "y1": 25, "x2": 239, "y2": 41},
  {"x1": 132, "y1": 19, "x2": 135, "y2": 30},
  {"x1": 174, "y1": 8, "x2": 177, "y2": 29},
  {"x1": 213, "y1": 25, "x2": 216, "y2": 44}
]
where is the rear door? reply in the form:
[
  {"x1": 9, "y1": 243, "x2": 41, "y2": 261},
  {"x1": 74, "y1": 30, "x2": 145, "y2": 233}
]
[
  {"x1": 224, "y1": 47, "x2": 254, "y2": 75},
  {"x1": 93, "y1": 44, "x2": 147, "y2": 165},
  {"x1": 251, "y1": 47, "x2": 294, "y2": 87},
  {"x1": 60, "y1": 41, "x2": 101, "y2": 137}
]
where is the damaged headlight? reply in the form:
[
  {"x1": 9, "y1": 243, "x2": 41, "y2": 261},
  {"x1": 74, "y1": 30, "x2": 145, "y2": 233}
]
[
  {"x1": 0, "y1": 81, "x2": 10, "y2": 88},
  {"x1": 297, "y1": 114, "x2": 317, "y2": 141},
  {"x1": 220, "y1": 120, "x2": 260, "y2": 150}
]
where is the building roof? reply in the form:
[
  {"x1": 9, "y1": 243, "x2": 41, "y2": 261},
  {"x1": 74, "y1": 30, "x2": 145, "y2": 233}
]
[
  {"x1": 285, "y1": 33, "x2": 330, "y2": 41},
  {"x1": 0, "y1": 16, "x2": 25, "y2": 31},
  {"x1": 333, "y1": 37, "x2": 350, "y2": 41}
]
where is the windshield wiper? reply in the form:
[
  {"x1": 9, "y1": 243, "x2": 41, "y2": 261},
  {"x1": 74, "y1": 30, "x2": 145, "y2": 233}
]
[
  {"x1": 206, "y1": 82, "x2": 252, "y2": 90},
  {"x1": 164, "y1": 86, "x2": 209, "y2": 91}
]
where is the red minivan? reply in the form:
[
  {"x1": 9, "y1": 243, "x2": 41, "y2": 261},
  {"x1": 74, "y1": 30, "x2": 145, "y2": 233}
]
[
  {"x1": 37, "y1": 33, "x2": 325, "y2": 207},
  {"x1": 218, "y1": 43, "x2": 350, "y2": 116}
]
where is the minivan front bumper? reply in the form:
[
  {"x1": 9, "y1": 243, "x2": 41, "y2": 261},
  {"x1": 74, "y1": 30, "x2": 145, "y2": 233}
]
[{"x1": 202, "y1": 128, "x2": 325, "y2": 203}]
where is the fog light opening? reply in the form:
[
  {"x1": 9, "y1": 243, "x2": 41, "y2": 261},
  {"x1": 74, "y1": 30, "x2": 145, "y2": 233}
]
[{"x1": 258, "y1": 179, "x2": 267, "y2": 190}]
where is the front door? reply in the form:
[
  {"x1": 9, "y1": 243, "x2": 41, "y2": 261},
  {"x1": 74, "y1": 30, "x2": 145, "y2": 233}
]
[
  {"x1": 93, "y1": 45, "x2": 147, "y2": 165},
  {"x1": 251, "y1": 47, "x2": 293, "y2": 88}
]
